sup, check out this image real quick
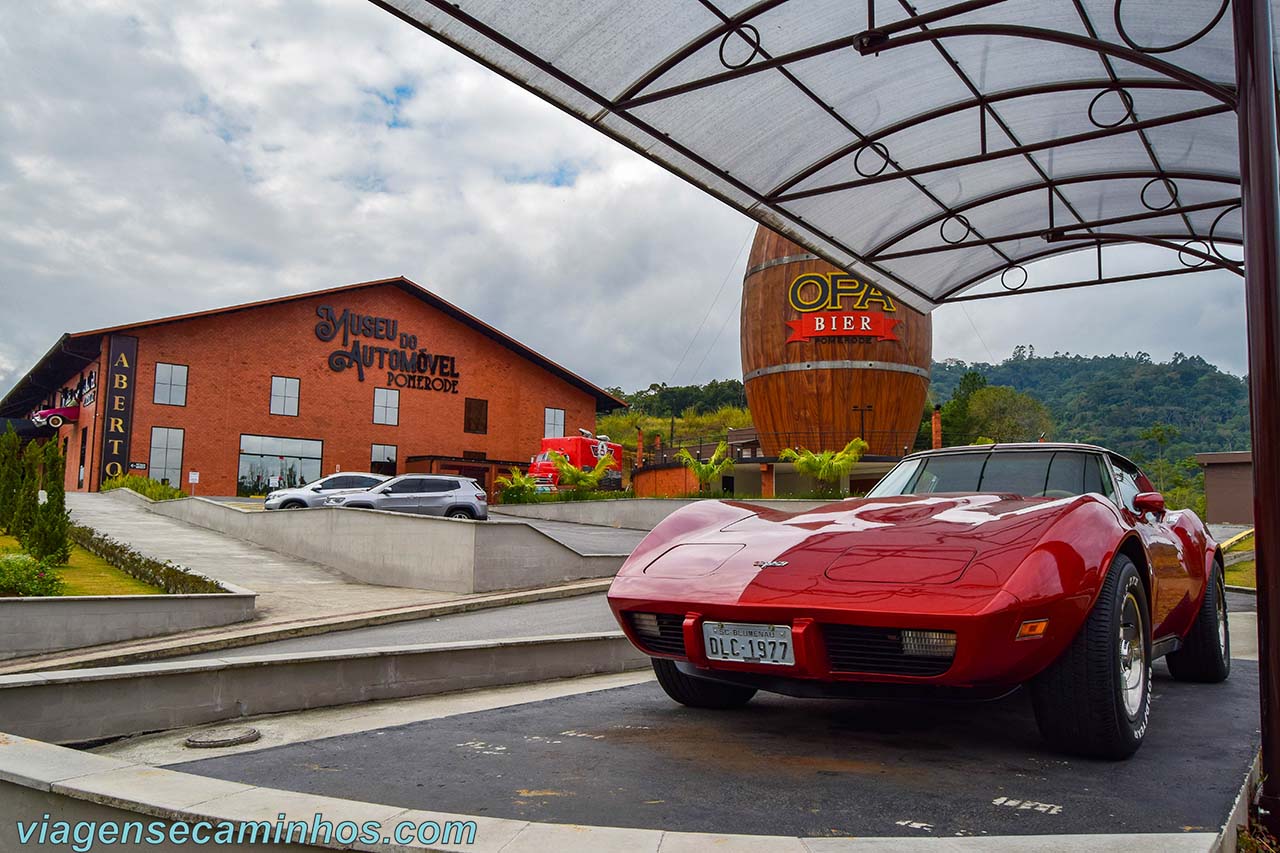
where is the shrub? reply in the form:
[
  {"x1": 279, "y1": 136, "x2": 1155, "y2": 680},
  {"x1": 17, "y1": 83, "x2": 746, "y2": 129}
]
[
  {"x1": 101, "y1": 474, "x2": 186, "y2": 501},
  {"x1": 67, "y1": 524, "x2": 225, "y2": 594},
  {"x1": 495, "y1": 467, "x2": 539, "y2": 504},
  {"x1": 0, "y1": 424, "x2": 20, "y2": 533},
  {"x1": 0, "y1": 552, "x2": 65, "y2": 597},
  {"x1": 27, "y1": 440, "x2": 71, "y2": 564},
  {"x1": 10, "y1": 441, "x2": 41, "y2": 543}
]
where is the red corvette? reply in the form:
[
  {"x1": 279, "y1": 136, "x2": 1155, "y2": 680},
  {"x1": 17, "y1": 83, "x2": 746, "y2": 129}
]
[{"x1": 608, "y1": 443, "x2": 1230, "y2": 758}]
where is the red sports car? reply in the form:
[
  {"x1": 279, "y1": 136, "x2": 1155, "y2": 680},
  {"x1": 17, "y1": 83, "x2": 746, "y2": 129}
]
[{"x1": 608, "y1": 443, "x2": 1229, "y2": 758}]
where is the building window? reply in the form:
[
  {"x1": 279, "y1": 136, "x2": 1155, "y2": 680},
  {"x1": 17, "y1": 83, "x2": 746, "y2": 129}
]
[
  {"x1": 464, "y1": 398, "x2": 488, "y2": 434},
  {"x1": 373, "y1": 388, "x2": 399, "y2": 425},
  {"x1": 149, "y1": 427, "x2": 184, "y2": 486},
  {"x1": 371, "y1": 443, "x2": 397, "y2": 477},
  {"x1": 270, "y1": 376, "x2": 300, "y2": 416},
  {"x1": 77, "y1": 427, "x2": 87, "y2": 489},
  {"x1": 153, "y1": 363, "x2": 188, "y2": 406},
  {"x1": 237, "y1": 434, "x2": 323, "y2": 497},
  {"x1": 544, "y1": 407, "x2": 565, "y2": 438}
]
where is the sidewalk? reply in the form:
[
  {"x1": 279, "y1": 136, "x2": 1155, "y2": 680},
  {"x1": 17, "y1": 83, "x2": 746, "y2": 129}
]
[
  {"x1": 66, "y1": 492, "x2": 456, "y2": 623},
  {"x1": 0, "y1": 494, "x2": 609, "y2": 674}
]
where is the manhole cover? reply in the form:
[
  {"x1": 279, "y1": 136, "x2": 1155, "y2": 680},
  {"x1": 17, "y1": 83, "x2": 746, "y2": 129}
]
[{"x1": 183, "y1": 727, "x2": 261, "y2": 749}]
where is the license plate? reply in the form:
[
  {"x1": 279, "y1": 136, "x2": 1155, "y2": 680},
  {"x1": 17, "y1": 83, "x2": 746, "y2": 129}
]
[{"x1": 702, "y1": 621, "x2": 794, "y2": 665}]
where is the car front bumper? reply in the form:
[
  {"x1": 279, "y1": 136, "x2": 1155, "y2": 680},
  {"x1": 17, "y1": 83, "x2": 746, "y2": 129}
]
[{"x1": 608, "y1": 583, "x2": 1090, "y2": 692}]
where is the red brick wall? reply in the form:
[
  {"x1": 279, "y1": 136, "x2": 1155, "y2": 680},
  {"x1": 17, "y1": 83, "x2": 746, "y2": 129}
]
[{"x1": 49, "y1": 283, "x2": 601, "y2": 495}]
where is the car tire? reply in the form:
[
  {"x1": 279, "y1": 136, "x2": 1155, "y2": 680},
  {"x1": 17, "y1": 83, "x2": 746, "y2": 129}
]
[
  {"x1": 1029, "y1": 553, "x2": 1151, "y2": 759},
  {"x1": 48, "y1": 415, "x2": 64, "y2": 428},
  {"x1": 1165, "y1": 561, "x2": 1230, "y2": 683},
  {"x1": 446, "y1": 508, "x2": 474, "y2": 520},
  {"x1": 280, "y1": 501, "x2": 305, "y2": 510},
  {"x1": 651, "y1": 658, "x2": 756, "y2": 710}
]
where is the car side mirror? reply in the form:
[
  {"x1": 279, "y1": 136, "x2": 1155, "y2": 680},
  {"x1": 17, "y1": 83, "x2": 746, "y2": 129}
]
[
  {"x1": 310, "y1": 485, "x2": 323, "y2": 492},
  {"x1": 1134, "y1": 491, "x2": 1166, "y2": 516}
]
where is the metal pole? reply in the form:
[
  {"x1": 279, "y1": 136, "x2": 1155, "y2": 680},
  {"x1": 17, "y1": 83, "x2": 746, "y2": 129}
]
[{"x1": 1233, "y1": 0, "x2": 1280, "y2": 832}]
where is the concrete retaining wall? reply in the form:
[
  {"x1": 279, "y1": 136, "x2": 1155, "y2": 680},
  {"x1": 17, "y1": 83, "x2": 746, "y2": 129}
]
[
  {"x1": 0, "y1": 633, "x2": 646, "y2": 745},
  {"x1": 493, "y1": 498, "x2": 834, "y2": 530},
  {"x1": 146, "y1": 496, "x2": 622, "y2": 594},
  {"x1": 0, "y1": 593, "x2": 256, "y2": 661}
]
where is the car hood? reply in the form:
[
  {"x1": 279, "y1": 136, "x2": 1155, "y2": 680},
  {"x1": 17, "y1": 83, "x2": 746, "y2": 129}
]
[{"x1": 644, "y1": 494, "x2": 1083, "y2": 588}]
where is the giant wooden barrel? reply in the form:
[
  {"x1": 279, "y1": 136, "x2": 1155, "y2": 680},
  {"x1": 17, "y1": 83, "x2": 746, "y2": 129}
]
[{"x1": 741, "y1": 227, "x2": 932, "y2": 457}]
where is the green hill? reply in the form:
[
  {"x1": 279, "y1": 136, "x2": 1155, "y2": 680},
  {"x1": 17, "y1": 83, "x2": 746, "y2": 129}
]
[{"x1": 929, "y1": 347, "x2": 1251, "y2": 461}]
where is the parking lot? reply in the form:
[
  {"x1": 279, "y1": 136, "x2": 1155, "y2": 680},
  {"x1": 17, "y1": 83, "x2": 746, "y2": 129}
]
[{"x1": 166, "y1": 655, "x2": 1258, "y2": 840}]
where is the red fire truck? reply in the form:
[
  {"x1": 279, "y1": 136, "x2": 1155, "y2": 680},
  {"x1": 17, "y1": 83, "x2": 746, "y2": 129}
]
[{"x1": 528, "y1": 430, "x2": 623, "y2": 491}]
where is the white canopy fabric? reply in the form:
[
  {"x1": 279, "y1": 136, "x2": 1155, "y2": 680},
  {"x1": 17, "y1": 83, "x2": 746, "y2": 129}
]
[{"x1": 373, "y1": 0, "x2": 1258, "y2": 310}]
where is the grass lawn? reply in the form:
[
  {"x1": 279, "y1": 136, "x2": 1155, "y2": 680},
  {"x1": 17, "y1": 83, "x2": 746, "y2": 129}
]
[
  {"x1": 1226, "y1": 559, "x2": 1256, "y2": 590},
  {"x1": 0, "y1": 534, "x2": 162, "y2": 596},
  {"x1": 1226, "y1": 532, "x2": 1255, "y2": 553}
]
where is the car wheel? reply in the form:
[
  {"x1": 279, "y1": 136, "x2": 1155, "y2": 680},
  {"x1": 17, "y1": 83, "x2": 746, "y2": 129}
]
[
  {"x1": 651, "y1": 658, "x2": 756, "y2": 710},
  {"x1": 446, "y1": 508, "x2": 474, "y2": 519},
  {"x1": 280, "y1": 500, "x2": 306, "y2": 510},
  {"x1": 1166, "y1": 561, "x2": 1230, "y2": 683},
  {"x1": 1029, "y1": 553, "x2": 1151, "y2": 759},
  {"x1": 48, "y1": 415, "x2": 64, "y2": 428}
]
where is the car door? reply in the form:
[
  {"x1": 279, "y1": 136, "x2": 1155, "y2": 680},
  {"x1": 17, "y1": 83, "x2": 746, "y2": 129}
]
[
  {"x1": 413, "y1": 478, "x2": 456, "y2": 516},
  {"x1": 1109, "y1": 458, "x2": 1188, "y2": 637},
  {"x1": 379, "y1": 477, "x2": 429, "y2": 513}
]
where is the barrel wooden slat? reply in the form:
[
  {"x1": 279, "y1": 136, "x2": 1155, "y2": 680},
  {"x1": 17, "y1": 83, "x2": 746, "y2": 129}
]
[{"x1": 741, "y1": 228, "x2": 932, "y2": 457}]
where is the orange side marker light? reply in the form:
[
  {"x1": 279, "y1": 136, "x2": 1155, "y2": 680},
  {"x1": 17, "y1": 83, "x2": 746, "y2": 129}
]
[{"x1": 1017, "y1": 619, "x2": 1049, "y2": 640}]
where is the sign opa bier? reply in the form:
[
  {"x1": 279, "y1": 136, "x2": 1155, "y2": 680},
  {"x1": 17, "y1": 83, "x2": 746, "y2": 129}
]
[{"x1": 785, "y1": 272, "x2": 900, "y2": 344}]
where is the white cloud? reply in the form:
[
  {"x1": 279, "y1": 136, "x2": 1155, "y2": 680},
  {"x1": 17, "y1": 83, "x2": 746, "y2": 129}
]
[{"x1": 0, "y1": 0, "x2": 1249, "y2": 403}]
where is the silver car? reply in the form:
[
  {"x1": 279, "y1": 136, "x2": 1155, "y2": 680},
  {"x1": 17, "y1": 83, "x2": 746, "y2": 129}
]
[
  {"x1": 323, "y1": 474, "x2": 489, "y2": 520},
  {"x1": 263, "y1": 472, "x2": 388, "y2": 510}
]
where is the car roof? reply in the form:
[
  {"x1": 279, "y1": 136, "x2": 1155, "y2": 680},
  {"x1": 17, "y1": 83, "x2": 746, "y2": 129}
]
[
  {"x1": 902, "y1": 442, "x2": 1142, "y2": 471},
  {"x1": 322, "y1": 472, "x2": 388, "y2": 479}
]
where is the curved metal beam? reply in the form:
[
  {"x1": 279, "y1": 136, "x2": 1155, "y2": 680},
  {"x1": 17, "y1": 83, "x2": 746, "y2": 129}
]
[
  {"x1": 772, "y1": 103, "x2": 1234, "y2": 201},
  {"x1": 617, "y1": 21, "x2": 1235, "y2": 111},
  {"x1": 933, "y1": 233, "x2": 1243, "y2": 302},
  {"x1": 770, "y1": 78, "x2": 1205, "y2": 198},
  {"x1": 612, "y1": 0, "x2": 791, "y2": 104},
  {"x1": 867, "y1": 170, "x2": 1241, "y2": 257},
  {"x1": 873, "y1": 197, "x2": 1240, "y2": 261}
]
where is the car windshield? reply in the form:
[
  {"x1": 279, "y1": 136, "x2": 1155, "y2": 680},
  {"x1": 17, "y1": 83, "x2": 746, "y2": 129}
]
[{"x1": 867, "y1": 450, "x2": 1110, "y2": 499}]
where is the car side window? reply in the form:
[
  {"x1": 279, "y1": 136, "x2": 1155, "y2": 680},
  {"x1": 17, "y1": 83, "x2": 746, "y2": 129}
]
[
  {"x1": 1111, "y1": 462, "x2": 1141, "y2": 514},
  {"x1": 353, "y1": 476, "x2": 380, "y2": 488},
  {"x1": 419, "y1": 479, "x2": 455, "y2": 493},
  {"x1": 391, "y1": 478, "x2": 427, "y2": 494},
  {"x1": 324, "y1": 476, "x2": 353, "y2": 490}
]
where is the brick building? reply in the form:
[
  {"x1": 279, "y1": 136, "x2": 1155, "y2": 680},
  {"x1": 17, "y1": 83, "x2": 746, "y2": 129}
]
[{"x1": 0, "y1": 277, "x2": 624, "y2": 497}]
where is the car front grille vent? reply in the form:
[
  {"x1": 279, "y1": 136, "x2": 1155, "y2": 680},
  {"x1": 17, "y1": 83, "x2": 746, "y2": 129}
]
[
  {"x1": 823, "y1": 624, "x2": 955, "y2": 676},
  {"x1": 627, "y1": 612, "x2": 686, "y2": 657}
]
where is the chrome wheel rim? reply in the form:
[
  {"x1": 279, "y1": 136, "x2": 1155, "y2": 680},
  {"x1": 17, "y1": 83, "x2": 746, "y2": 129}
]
[{"x1": 1119, "y1": 592, "x2": 1146, "y2": 717}]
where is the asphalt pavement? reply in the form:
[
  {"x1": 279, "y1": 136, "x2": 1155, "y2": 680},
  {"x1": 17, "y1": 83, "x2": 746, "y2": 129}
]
[{"x1": 172, "y1": 659, "x2": 1260, "y2": 838}]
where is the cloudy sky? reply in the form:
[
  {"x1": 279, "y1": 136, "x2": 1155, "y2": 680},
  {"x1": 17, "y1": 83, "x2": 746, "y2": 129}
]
[{"x1": 0, "y1": 0, "x2": 1250, "y2": 401}]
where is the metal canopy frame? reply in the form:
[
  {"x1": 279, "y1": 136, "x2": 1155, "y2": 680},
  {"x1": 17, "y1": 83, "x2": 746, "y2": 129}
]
[
  {"x1": 373, "y1": 0, "x2": 1280, "y2": 828},
  {"x1": 373, "y1": 0, "x2": 1250, "y2": 308}
]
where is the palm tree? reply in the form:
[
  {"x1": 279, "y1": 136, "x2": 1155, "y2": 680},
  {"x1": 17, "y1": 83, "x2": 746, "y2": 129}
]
[
  {"x1": 779, "y1": 438, "x2": 870, "y2": 495},
  {"x1": 549, "y1": 451, "x2": 616, "y2": 495},
  {"x1": 675, "y1": 441, "x2": 736, "y2": 494}
]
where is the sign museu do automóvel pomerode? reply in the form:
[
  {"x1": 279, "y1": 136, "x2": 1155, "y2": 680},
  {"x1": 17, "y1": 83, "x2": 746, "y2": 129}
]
[{"x1": 314, "y1": 305, "x2": 461, "y2": 393}]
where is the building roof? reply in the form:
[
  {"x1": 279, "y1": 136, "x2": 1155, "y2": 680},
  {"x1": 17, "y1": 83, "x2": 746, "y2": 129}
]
[
  {"x1": 1195, "y1": 451, "x2": 1253, "y2": 465},
  {"x1": 371, "y1": 1, "x2": 1246, "y2": 309},
  {"x1": 0, "y1": 276, "x2": 627, "y2": 417}
]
